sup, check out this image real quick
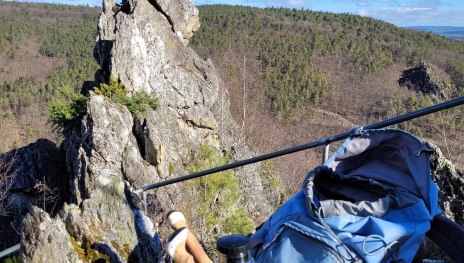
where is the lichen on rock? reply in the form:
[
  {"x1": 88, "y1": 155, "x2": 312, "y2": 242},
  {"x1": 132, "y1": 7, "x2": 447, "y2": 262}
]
[
  {"x1": 21, "y1": 207, "x2": 83, "y2": 263},
  {"x1": 430, "y1": 144, "x2": 464, "y2": 226}
]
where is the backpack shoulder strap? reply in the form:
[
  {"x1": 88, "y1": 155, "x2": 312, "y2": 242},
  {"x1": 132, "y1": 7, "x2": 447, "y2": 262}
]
[{"x1": 426, "y1": 215, "x2": 464, "y2": 262}]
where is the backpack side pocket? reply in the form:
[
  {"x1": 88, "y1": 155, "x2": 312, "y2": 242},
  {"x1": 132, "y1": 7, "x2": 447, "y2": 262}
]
[{"x1": 255, "y1": 220, "x2": 361, "y2": 263}]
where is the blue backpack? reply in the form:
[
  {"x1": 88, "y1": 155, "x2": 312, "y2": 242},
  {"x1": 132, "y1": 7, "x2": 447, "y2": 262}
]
[{"x1": 249, "y1": 129, "x2": 442, "y2": 263}]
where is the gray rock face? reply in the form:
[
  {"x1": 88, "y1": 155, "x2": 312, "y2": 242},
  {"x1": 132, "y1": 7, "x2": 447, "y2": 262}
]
[
  {"x1": 155, "y1": 0, "x2": 201, "y2": 46},
  {"x1": 92, "y1": 0, "x2": 272, "y2": 218},
  {"x1": 430, "y1": 145, "x2": 464, "y2": 226},
  {"x1": 60, "y1": 95, "x2": 144, "y2": 262},
  {"x1": 415, "y1": 144, "x2": 464, "y2": 261},
  {"x1": 21, "y1": 207, "x2": 82, "y2": 263}
]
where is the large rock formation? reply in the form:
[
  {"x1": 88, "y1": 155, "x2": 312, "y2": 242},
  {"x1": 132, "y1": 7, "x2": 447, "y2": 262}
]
[
  {"x1": 14, "y1": 0, "x2": 271, "y2": 261},
  {"x1": 0, "y1": 139, "x2": 68, "y2": 251},
  {"x1": 92, "y1": 0, "x2": 271, "y2": 216},
  {"x1": 399, "y1": 62, "x2": 448, "y2": 99}
]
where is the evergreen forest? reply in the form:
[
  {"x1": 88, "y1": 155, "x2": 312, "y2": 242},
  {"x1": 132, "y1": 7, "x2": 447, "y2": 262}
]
[{"x1": 0, "y1": 1, "x2": 99, "y2": 151}]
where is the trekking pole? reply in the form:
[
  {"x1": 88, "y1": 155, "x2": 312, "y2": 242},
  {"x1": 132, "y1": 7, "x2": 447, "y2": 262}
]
[{"x1": 136, "y1": 96, "x2": 464, "y2": 193}]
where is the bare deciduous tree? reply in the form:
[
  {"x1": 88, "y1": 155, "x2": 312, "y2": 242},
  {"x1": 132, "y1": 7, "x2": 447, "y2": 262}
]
[
  {"x1": 34, "y1": 180, "x2": 59, "y2": 214},
  {"x1": 0, "y1": 154, "x2": 15, "y2": 215}
]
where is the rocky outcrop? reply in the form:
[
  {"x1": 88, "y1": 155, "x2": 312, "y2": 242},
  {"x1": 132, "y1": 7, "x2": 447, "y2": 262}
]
[
  {"x1": 0, "y1": 139, "x2": 68, "y2": 251},
  {"x1": 57, "y1": 95, "x2": 161, "y2": 262},
  {"x1": 399, "y1": 62, "x2": 447, "y2": 99},
  {"x1": 415, "y1": 144, "x2": 464, "y2": 262},
  {"x1": 430, "y1": 145, "x2": 464, "y2": 226},
  {"x1": 15, "y1": 0, "x2": 271, "y2": 261}
]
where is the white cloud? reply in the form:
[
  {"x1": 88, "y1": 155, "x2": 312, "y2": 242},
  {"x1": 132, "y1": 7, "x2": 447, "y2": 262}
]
[
  {"x1": 333, "y1": 0, "x2": 397, "y2": 7},
  {"x1": 398, "y1": 0, "x2": 447, "y2": 8},
  {"x1": 358, "y1": 6, "x2": 462, "y2": 26},
  {"x1": 287, "y1": 0, "x2": 311, "y2": 8},
  {"x1": 244, "y1": 0, "x2": 311, "y2": 8},
  {"x1": 382, "y1": 7, "x2": 432, "y2": 13},
  {"x1": 359, "y1": 8, "x2": 369, "y2": 15}
]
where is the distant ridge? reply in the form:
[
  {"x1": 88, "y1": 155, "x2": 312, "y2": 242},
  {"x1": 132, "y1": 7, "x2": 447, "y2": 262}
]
[{"x1": 407, "y1": 26, "x2": 464, "y2": 40}]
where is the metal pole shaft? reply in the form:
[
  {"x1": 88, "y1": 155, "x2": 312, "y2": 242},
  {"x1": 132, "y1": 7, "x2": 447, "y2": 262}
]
[
  {"x1": 0, "y1": 244, "x2": 20, "y2": 259},
  {"x1": 142, "y1": 191, "x2": 148, "y2": 213},
  {"x1": 140, "y1": 96, "x2": 464, "y2": 192},
  {"x1": 322, "y1": 144, "x2": 330, "y2": 164}
]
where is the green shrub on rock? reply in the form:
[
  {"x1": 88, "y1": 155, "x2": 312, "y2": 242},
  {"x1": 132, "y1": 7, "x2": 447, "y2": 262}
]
[
  {"x1": 117, "y1": 91, "x2": 159, "y2": 115},
  {"x1": 183, "y1": 145, "x2": 255, "y2": 255},
  {"x1": 47, "y1": 86, "x2": 87, "y2": 130},
  {"x1": 47, "y1": 77, "x2": 159, "y2": 130},
  {"x1": 224, "y1": 208, "x2": 255, "y2": 234},
  {"x1": 94, "y1": 76, "x2": 159, "y2": 114},
  {"x1": 94, "y1": 76, "x2": 128, "y2": 99}
]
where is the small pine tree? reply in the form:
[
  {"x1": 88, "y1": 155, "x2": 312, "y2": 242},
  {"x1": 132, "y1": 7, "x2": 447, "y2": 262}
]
[
  {"x1": 47, "y1": 86, "x2": 87, "y2": 130},
  {"x1": 182, "y1": 145, "x2": 255, "y2": 255},
  {"x1": 94, "y1": 76, "x2": 128, "y2": 99}
]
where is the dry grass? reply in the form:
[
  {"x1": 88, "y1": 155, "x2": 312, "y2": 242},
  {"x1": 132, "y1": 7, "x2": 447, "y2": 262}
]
[
  {"x1": 0, "y1": 36, "x2": 66, "y2": 84},
  {"x1": 0, "y1": 103, "x2": 56, "y2": 152}
]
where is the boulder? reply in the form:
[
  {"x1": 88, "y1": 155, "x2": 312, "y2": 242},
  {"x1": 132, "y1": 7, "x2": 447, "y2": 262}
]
[{"x1": 430, "y1": 144, "x2": 464, "y2": 226}]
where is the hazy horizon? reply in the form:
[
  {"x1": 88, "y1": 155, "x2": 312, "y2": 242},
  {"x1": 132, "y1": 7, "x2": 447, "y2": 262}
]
[{"x1": 5, "y1": 0, "x2": 464, "y2": 27}]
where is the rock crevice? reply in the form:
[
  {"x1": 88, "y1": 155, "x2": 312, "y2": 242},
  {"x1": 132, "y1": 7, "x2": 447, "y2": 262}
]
[{"x1": 148, "y1": 0, "x2": 176, "y2": 35}]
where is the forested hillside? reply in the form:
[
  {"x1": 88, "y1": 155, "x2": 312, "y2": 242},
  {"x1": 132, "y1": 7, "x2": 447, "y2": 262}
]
[
  {"x1": 192, "y1": 5, "x2": 464, "y2": 114},
  {"x1": 190, "y1": 5, "x2": 464, "y2": 193},
  {"x1": 1, "y1": 2, "x2": 464, "y2": 196},
  {"x1": 0, "y1": 1, "x2": 99, "y2": 151}
]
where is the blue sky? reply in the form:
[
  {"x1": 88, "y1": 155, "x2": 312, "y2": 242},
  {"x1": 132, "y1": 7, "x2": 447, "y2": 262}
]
[
  {"x1": 196, "y1": 0, "x2": 464, "y2": 26},
  {"x1": 11, "y1": 0, "x2": 464, "y2": 27}
]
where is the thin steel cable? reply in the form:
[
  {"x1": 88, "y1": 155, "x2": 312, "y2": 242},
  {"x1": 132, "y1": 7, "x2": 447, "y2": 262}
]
[{"x1": 137, "y1": 96, "x2": 464, "y2": 192}]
